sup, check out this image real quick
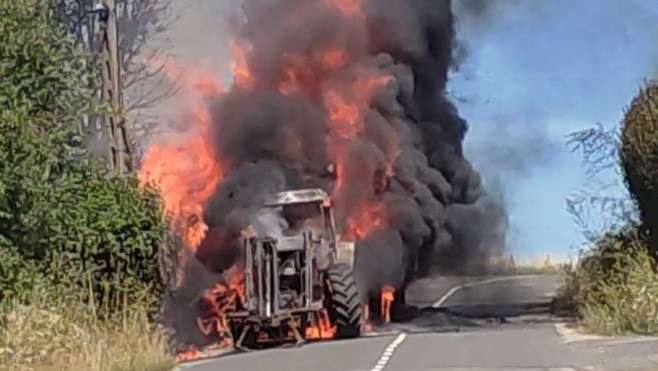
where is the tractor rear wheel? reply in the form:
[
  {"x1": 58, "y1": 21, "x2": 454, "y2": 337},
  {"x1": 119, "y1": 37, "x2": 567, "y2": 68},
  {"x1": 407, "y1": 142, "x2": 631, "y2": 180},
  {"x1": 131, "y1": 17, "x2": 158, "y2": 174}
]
[{"x1": 324, "y1": 264, "x2": 362, "y2": 338}]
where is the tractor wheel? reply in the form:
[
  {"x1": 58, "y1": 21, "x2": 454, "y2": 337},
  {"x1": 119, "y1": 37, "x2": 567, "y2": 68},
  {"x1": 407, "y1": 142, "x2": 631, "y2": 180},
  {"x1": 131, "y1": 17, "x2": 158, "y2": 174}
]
[{"x1": 324, "y1": 264, "x2": 362, "y2": 339}]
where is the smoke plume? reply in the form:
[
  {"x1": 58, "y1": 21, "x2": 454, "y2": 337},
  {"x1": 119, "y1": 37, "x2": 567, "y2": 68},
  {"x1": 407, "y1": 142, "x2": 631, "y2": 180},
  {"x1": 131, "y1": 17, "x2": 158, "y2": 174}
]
[{"x1": 187, "y1": 0, "x2": 507, "y2": 302}]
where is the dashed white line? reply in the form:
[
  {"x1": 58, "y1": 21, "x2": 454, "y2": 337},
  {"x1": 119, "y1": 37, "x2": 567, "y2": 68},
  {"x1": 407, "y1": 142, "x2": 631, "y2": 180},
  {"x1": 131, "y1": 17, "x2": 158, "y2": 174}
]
[
  {"x1": 370, "y1": 332, "x2": 407, "y2": 371},
  {"x1": 432, "y1": 275, "x2": 540, "y2": 308}
]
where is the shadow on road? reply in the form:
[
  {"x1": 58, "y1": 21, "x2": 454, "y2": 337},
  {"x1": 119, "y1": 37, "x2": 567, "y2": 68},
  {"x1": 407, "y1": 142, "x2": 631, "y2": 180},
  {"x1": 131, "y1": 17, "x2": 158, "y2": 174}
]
[{"x1": 377, "y1": 296, "x2": 574, "y2": 335}]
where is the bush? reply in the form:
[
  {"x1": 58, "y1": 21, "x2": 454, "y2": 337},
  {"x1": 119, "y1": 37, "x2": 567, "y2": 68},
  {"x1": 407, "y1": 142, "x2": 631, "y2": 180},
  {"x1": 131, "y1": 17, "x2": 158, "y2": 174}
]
[
  {"x1": 0, "y1": 0, "x2": 172, "y2": 318},
  {"x1": 564, "y1": 224, "x2": 658, "y2": 335},
  {"x1": 620, "y1": 81, "x2": 658, "y2": 252}
]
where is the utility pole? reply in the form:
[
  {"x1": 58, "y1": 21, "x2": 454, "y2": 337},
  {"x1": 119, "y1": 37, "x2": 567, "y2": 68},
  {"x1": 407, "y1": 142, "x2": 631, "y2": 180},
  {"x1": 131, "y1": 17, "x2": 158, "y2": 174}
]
[{"x1": 98, "y1": 0, "x2": 133, "y2": 175}]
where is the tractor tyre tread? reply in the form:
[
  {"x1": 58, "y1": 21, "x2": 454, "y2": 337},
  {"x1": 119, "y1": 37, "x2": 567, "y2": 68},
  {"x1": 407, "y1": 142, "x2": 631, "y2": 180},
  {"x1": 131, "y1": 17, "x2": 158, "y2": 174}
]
[{"x1": 325, "y1": 264, "x2": 362, "y2": 339}]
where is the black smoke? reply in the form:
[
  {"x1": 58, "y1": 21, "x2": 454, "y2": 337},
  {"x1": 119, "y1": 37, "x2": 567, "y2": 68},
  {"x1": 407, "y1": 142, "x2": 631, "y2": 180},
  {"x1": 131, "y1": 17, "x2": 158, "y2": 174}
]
[{"x1": 195, "y1": 0, "x2": 508, "y2": 305}]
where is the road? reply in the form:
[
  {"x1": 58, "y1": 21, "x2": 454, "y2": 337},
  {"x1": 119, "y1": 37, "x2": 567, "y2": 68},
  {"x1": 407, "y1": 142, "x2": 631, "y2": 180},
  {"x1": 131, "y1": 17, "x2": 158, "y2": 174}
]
[{"x1": 178, "y1": 274, "x2": 658, "y2": 371}]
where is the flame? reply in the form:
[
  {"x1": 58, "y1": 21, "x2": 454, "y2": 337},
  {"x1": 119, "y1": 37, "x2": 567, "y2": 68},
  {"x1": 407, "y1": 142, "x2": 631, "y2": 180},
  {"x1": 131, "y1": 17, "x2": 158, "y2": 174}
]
[
  {"x1": 362, "y1": 304, "x2": 373, "y2": 333},
  {"x1": 320, "y1": 49, "x2": 349, "y2": 70},
  {"x1": 196, "y1": 267, "x2": 246, "y2": 347},
  {"x1": 277, "y1": 49, "x2": 352, "y2": 95},
  {"x1": 138, "y1": 133, "x2": 223, "y2": 250},
  {"x1": 138, "y1": 54, "x2": 225, "y2": 253},
  {"x1": 305, "y1": 310, "x2": 337, "y2": 340},
  {"x1": 278, "y1": 53, "x2": 319, "y2": 95},
  {"x1": 380, "y1": 285, "x2": 395, "y2": 324},
  {"x1": 225, "y1": 266, "x2": 246, "y2": 306},
  {"x1": 137, "y1": 0, "x2": 405, "y2": 359},
  {"x1": 324, "y1": 72, "x2": 393, "y2": 142},
  {"x1": 324, "y1": 71, "x2": 396, "y2": 242},
  {"x1": 343, "y1": 201, "x2": 387, "y2": 241},
  {"x1": 230, "y1": 38, "x2": 254, "y2": 89},
  {"x1": 175, "y1": 348, "x2": 205, "y2": 363}
]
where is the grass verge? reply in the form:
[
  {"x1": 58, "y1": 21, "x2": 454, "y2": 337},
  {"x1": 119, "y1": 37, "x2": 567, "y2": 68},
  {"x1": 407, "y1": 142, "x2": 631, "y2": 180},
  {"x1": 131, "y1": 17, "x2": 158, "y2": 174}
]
[
  {"x1": 487, "y1": 254, "x2": 570, "y2": 276},
  {"x1": 556, "y1": 225, "x2": 658, "y2": 335},
  {"x1": 0, "y1": 291, "x2": 175, "y2": 371}
]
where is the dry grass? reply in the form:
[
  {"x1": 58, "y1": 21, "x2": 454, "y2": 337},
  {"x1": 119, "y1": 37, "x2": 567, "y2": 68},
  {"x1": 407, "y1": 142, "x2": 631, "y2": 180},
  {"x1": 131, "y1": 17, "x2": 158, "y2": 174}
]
[
  {"x1": 0, "y1": 292, "x2": 175, "y2": 371},
  {"x1": 488, "y1": 254, "x2": 570, "y2": 276},
  {"x1": 558, "y1": 227, "x2": 658, "y2": 335}
]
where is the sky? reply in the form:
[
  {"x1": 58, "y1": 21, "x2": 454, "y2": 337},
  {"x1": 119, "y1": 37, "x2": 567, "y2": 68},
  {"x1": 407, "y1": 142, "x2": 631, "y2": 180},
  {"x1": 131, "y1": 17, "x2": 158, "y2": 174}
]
[
  {"x1": 163, "y1": 0, "x2": 658, "y2": 263},
  {"x1": 449, "y1": 0, "x2": 658, "y2": 261}
]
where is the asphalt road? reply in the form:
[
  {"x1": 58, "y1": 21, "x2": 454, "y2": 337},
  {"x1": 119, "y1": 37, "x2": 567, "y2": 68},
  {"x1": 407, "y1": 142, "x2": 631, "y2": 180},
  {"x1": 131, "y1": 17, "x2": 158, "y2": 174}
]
[{"x1": 178, "y1": 274, "x2": 658, "y2": 371}]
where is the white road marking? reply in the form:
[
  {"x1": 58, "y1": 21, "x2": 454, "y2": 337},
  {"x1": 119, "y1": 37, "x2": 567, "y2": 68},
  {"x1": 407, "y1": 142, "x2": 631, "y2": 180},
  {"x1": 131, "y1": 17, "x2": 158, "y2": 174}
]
[
  {"x1": 432, "y1": 275, "x2": 540, "y2": 308},
  {"x1": 370, "y1": 332, "x2": 407, "y2": 371}
]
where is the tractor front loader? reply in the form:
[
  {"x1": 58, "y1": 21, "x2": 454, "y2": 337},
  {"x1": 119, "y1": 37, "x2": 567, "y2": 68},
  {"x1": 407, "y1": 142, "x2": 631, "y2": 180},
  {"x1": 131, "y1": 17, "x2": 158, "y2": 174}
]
[{"x1": 223, "y1": 189, "x2": 363, "y2": 350}]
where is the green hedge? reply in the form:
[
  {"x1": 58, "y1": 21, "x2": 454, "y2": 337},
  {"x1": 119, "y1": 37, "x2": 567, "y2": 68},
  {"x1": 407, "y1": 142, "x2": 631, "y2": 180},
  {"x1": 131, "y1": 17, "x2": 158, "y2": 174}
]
[{"x1": 0, "y1": 0, "x2": 172, "y2": 318}]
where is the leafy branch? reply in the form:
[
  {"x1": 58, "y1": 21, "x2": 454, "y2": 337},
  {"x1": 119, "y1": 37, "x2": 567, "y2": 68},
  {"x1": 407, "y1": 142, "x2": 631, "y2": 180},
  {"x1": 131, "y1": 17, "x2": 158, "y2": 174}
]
[{"x1": 565, "y1": 123, "x2": 638, "y2": 244}]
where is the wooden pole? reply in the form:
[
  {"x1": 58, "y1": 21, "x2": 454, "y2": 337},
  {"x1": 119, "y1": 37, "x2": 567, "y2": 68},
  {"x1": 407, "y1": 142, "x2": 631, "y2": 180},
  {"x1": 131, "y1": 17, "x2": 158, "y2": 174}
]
[{"x1": 99, "y1": 0, "x2": 133, "y2": 174}]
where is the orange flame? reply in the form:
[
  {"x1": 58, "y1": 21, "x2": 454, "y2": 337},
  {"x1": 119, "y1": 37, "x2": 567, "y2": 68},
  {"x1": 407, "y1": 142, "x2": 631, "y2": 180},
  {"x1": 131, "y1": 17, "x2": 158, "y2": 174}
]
[
  {"x1": 362, "y1": 304, "x2": 373, "y2": 333},
  {"x1": 138, "y1": 54, "x2": 225, "y2": 253},
  {"x1": 138, "y1": 133, "x2": 223, "y2": 250},
  {"x1": 230, "y1": 38, "x2": 254, "y2": 89},
  {"x1": 305, "y1": 310, "x2": 337, "y2": 340},
  {"x1": 175, "y1": 348, "x2": 205, "y2": 363},
  {"x1": 196, "y1": 267, "x2": 246, "y2": 347},
  {"x1": 225, "y1": 266, "x2": 246, "y2": 306},
  {"x1": 381, "y1": 285, "x2": 395, "y2": 324},
  {"x1": 138, "y1": 0, "x2": 404, "y2": 359},
  {"x1": 343, "y1": 201, "x2": 387, "y2": 241},
  {"x1": 278, "y1": 53, "x2": 319, "y2": 95},
  {"x1": 324, "y1": 72, "x2": 393, "y2": 142},
  {"x1": 320, "y1": 49, "x2": 349, "y2": 70}
]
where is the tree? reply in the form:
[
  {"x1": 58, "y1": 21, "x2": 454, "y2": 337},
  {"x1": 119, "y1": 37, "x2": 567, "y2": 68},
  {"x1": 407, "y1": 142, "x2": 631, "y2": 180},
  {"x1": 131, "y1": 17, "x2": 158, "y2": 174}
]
[
  {"x1": 620, "y1": 81, "x2": 658, "y2": 253},
  {"x1": 53, "y1": 0, "x2": 180, "y2": 165},
  {"x1": 0, "y1": 0, "x2": 172, "y2": 317}
]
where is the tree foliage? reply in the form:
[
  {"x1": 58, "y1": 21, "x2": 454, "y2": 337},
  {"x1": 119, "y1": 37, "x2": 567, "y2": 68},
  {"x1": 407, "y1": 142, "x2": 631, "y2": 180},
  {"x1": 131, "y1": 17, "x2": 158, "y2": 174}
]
[
  {"x1": 620, "y1": 81, "x2": 658, "y2": 252},
  {"x1": 0, "y1": 0, "x2": 171, "y2": 317},
  {"x1": 562, "y1": 83, "x2": 658, "y2": 336}
]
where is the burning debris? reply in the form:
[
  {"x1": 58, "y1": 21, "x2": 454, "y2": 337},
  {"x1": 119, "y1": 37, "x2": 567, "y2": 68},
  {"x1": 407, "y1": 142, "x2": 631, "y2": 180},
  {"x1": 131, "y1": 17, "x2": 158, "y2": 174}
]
[{"x1": 138, "y1": 0, "x2": 507, "y2": 357}]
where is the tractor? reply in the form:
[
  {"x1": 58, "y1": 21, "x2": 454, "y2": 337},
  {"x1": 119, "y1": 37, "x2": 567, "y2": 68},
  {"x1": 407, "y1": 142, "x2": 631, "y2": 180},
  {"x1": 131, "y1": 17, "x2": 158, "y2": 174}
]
[{"x1": 223, "y1": 188, "x2": 363, "y2": 349}]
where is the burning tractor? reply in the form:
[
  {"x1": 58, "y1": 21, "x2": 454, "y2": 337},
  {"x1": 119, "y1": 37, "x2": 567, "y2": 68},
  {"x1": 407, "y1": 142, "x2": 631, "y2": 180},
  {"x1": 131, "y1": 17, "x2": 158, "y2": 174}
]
[{"x1": 198, "y1": 189, "x2": 363, "y2": 350}]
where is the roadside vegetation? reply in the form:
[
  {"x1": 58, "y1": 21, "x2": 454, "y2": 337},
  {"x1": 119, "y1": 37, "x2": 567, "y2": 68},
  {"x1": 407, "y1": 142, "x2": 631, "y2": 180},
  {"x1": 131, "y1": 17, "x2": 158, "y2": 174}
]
[
  {"x1": 559, "y1": 81, "x2": 658, "y2": 335},
  {"x1": 488, "y1": 254, "x2": 569, "y2": 276},
  {"x1": 0, "y1": 1, "x2": 175, "y2": 369}
]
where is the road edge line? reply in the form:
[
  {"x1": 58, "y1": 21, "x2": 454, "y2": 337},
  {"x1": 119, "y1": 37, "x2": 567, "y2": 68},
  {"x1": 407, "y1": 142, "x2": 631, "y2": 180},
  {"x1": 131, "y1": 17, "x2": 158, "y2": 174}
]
[{"x1": 431, "y1": 275, "x2": 541, "y2": 308}]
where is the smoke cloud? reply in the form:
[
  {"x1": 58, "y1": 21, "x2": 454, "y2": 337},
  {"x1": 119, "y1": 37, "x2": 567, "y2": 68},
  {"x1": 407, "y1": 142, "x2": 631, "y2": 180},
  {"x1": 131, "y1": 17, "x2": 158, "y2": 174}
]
[{"x1": 189, "y1": 0, "x2": 507, "y2": 303}]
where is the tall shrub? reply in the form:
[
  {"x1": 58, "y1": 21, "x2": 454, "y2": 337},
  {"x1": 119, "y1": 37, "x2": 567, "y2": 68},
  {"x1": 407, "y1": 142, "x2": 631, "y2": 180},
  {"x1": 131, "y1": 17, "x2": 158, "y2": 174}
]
[
  {"x1": 0, "y1": 0, "x2": 172, "y2": 317},
  {"x1": 620, "y1": 81, "x2": 658, "y2": 253}
]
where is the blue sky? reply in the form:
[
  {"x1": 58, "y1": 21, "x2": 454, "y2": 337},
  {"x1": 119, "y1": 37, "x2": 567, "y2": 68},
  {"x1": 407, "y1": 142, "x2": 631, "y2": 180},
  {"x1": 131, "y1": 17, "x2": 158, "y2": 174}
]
[{"x1": 448, "y1": 0, "x2": 658, "y2": 261}]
